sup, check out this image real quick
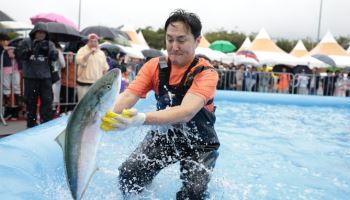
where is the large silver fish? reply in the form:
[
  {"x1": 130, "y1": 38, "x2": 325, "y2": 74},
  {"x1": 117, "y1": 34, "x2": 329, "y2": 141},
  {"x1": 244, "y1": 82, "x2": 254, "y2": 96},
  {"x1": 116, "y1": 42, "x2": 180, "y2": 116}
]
[{"x1": 56, "y1": 68, "x2": 121, "y2": 200}]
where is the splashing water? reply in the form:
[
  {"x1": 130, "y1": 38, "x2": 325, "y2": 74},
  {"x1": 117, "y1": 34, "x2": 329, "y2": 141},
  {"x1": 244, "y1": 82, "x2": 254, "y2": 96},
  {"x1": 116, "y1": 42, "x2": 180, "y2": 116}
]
[{"x1": 0, "y1": 96, "x2": 350, "y2": 199}]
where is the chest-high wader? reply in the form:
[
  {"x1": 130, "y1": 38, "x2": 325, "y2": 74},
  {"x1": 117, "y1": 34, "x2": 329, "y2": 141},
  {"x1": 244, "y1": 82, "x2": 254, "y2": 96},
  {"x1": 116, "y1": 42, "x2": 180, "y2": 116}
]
[{"x1": 155, "y1": 56, "x2": 220, "y2": 150}]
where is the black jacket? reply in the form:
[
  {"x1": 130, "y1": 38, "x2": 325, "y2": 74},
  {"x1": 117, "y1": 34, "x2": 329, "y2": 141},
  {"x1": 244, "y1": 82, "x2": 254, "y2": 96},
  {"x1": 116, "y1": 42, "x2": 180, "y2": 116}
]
[{"x1": 16, "y1": 22, "x2": 58, "y2": 79}]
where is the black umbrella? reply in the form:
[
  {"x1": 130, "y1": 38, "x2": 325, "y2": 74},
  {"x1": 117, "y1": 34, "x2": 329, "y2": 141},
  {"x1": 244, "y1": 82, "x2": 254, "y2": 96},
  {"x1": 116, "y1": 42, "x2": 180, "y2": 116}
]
[
  {"x1": 312, "y1": 54, "x2": 336, "y2": 66},
  {"x1": 141, "y1": 49, "x2": 163, "y2": 58},
  {"x1": 81, "y1": 26, "x2": 130, "y2": 46},
  {"x1": 81, "y1": 26, "x2": 117, "y2": 38},
  {"x1": 272, "y1": 64, "x2": 293, "y2": 73},
  {"x1": 292, "y1": 65, "x2": 312, "y2": 74},
  {"x1": 46, "y1": 22, "x2": 82, "y2": 42},
  {"x1": 81, "y1": 26, "x2": 123, "y2": 39},
  {"x1": 115, "y1": 29, "x2": 130, "y2": 40},
  {"x1": 9, "y1": 37, "x2": 23, "y2": 48},
  {"x1": 100, "y1": 43, "x2": 125, "y2": 58},
  {"x1": 64, "y1": 37, "x2": 88, "y2": 53}
]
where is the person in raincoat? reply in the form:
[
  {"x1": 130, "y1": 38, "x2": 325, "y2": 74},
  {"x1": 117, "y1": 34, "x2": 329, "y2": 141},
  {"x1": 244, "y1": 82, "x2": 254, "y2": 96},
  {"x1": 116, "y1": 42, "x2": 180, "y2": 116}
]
[{"x1": 16, "y1": 22, "x2": 58, "y2": 127}]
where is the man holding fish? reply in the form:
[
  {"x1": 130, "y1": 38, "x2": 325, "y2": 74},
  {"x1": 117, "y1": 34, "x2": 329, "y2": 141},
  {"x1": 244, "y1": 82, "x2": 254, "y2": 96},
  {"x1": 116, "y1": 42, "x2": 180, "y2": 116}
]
[{"x1": 101, "y1": 9, "x2": 220, "y2": 200}]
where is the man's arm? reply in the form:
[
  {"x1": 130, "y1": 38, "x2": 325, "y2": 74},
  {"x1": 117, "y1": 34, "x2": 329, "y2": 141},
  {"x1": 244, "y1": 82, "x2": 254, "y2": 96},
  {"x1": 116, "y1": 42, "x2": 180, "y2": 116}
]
[
  {"x1": 15, "y1": 39, "x2": 32, "y2": 60},
  {"x1": 76, "y1": 48, "x2": 94, "y2": 67},
  {"x1": 113, "y1": 90, "x2": 140, "y2": 113},
  {"x1": 144, "y1": 92, "x2": 205, "y2": 125}
]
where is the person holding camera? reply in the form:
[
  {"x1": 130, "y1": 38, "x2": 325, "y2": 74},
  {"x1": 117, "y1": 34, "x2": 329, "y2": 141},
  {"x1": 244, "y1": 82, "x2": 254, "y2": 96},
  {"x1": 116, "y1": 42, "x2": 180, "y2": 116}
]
[
  {"x1": 16, "y1": 22, "x2": 58, "y2": 128},
  {"x1": 76, "y1": 33, "x2": 109, "y2": 101}
]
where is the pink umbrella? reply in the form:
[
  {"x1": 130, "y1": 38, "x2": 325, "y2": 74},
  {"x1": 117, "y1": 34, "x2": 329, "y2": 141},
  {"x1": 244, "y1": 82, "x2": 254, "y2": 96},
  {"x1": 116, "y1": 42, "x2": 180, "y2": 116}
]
[{"x1": 30, "y1": 13, "x2": 79, "y2": 31}]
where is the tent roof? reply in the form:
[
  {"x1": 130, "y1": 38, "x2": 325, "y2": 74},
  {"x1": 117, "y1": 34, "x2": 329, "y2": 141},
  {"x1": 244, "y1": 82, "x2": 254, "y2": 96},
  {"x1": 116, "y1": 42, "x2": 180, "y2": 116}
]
[
  {"x1": 290, "y1": 40, "x2": 308, "y2": 57},
  {"x1": 195, "y1": 47, "x2": 229, "y2": 62},
  {"x1": 347, "y1": 46, "x2": 350, "y2": 53},
  {"x1": 198, "y1": 36, "x2": 210, "y2": 48},
  {"x1": 247, "y1": 28, "x2": 301, "y2": 65},
  {"x1": 137, "y1": 30, "x2": 149, "y2": 49},
  {"x1": 299, "y1": 55, "x2": 329, "y2": 68},
  {"x1": 237, "y1": 37, "x2": 251, "y2": 51},
  {"x1": 249, "y1": 28, "x2": 285, "y2": 52},
  {"x1": 0, "y1": 21, "x2": 33, "y2": 31},
  {"x1": 117, "y1": 44, "x2": 144, "y2": 59},
  {"x1": 0, "y1": 11, "x2": 13, "y2": 21},
  {"x1": 254, "y1": 51, "x2": 301, "y2": 66},
  {"x1": 121, "y1": 25, "x2": 142, "y2": 45},
  {"x1": 309, "y1": 31, "x2": 349, "y2": 56}
]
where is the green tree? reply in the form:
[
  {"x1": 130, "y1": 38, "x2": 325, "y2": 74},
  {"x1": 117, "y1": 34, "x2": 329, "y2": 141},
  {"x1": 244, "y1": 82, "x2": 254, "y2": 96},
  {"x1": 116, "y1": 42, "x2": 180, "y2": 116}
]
[
  {"x1": 138, "y1": 27, "x2": 165, "y2": 50},
  {"x1": 302, "y1": 38, "x2": 315, "y2": 51},
  {"x1": 276, "y1": 39, "x2": 297, "y2": 53},
  {"x1": 336, "y1": 36, "x2": 350, "y2": 50},
  {"x1": 3, "y1": 32, "x2": 21, "y2": 40},
  {"x1": 248, "y1": 32, "x2": 257, "y2": 42}
]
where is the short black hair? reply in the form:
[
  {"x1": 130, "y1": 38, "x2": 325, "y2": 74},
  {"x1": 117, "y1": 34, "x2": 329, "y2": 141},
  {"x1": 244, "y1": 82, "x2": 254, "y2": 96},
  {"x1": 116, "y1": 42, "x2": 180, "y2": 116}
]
[
  {"x1": 0, "y1": 33, "x2": 10, "y2": 41},
  {"x1": 164, "y1": 9, "x2": 202, "y2": 39}
]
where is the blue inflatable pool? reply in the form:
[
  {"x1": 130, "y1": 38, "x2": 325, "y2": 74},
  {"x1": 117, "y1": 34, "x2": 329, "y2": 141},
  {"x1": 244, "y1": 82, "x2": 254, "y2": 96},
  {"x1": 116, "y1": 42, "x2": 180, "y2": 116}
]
[{"x1": 1, "y1": 91, "x2": 349, "y2": 199}]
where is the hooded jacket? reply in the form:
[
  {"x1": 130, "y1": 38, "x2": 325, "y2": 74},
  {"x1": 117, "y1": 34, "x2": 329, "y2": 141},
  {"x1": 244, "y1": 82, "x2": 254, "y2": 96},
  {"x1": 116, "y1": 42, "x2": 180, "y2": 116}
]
[{"x1": 16, "y1": 22, "x2": 58, "y2": 79}]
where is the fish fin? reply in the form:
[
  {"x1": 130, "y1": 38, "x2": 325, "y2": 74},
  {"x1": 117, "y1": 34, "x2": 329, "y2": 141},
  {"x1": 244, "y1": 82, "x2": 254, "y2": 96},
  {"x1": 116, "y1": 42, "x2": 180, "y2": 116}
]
[
  {"x1": 79, "y1": 167, "x2": 99, "y2": 200},
  {"x1": 55, "y1": 130, "x2": 66, "y2": 150}
]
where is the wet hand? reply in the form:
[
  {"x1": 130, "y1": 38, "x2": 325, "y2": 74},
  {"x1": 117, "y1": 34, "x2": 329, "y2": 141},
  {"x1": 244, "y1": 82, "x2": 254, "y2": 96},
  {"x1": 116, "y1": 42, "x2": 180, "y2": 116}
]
[{"x1": 100, "y1": 108, "x2": 146, "y2": 131}]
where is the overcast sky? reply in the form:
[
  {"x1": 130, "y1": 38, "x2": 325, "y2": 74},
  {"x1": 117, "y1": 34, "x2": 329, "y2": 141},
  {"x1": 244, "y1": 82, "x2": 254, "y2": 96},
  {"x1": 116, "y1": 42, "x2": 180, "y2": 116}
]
[{"x1": 1, "y1": 0, "x2": 350, "y2": 40}]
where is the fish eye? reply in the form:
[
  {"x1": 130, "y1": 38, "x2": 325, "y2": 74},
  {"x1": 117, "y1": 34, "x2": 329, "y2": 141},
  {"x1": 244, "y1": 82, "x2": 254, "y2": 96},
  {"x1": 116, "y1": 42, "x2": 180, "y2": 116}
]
[{"x1": 106, "y1": 85, "x2": 111, "y2": 89}]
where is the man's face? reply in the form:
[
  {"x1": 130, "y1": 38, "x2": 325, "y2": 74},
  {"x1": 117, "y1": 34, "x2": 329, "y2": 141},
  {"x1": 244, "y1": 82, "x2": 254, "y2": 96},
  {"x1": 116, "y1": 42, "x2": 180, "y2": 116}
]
[
  {"x1": 35, "y1": 31, "x2": 46, "y2": 41},
  {"x1": 88, "y1": 39, "x2": 98, "y2": 48},
  {"x1": 166, "y1": 21, "x2": 200, "y2": 66}
]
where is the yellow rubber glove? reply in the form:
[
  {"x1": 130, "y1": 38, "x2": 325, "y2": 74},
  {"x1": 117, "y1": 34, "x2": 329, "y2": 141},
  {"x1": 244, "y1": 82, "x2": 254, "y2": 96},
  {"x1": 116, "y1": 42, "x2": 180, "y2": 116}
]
[{"x1": 100, "y1": 108, "x2": 146, "y2": 131}]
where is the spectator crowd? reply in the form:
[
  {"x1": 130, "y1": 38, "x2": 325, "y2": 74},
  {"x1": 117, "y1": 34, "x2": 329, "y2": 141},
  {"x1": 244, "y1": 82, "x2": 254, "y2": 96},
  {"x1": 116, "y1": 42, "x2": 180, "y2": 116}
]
[{"x1": 1, "y1": 29, "x2": 350, "y2": 128}]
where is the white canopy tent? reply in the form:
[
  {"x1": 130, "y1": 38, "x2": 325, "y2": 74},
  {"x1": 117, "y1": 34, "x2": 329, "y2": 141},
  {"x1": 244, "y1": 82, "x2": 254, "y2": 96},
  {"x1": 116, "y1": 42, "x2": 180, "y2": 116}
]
[
  {"x1": 137, "y1": 30, "x2": 150, "y2": 49},
  {"x1": 288, "y1": 41, "x2": 328, "y2": 67},
  {"x1": 248, "y1": 28, "x2": 301, "y2": 66},
  {"x1": 290, "y1": 40, "x2": 308, "y2": 57},
  {"x1": 121, "y1": 25, "x2": 148, "y2": 51},
  {"x1": 309, "y1": 31, "x2": 350, "y2": 67},
  {"x1": 0, "y1": 21, "x2": 33, "y2": 31},
  {"x1": 198, "y1": 36, "x2": 210, "y2": 48},
  {"x1": 195, "y1": 47, "x2": 231, "y2": 63},
  {"x1": 237, "y1": 37, "x2": 252, "y2": 52},
  {"x1": 298, "y1": 56, "x2": 330, "y2": 68},
  {"x1": 120, "y1": 45, "x2": 144, "y2": 59},
  {"x1": 234, "y1": 54, "x2": 259, "y2": 66}
]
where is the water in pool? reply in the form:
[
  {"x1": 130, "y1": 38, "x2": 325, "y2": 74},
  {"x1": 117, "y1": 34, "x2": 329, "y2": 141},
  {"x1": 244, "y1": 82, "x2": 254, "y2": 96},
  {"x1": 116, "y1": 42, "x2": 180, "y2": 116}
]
[{"x1": 0, "y1": 99, "x2": 349, "y2": 200}]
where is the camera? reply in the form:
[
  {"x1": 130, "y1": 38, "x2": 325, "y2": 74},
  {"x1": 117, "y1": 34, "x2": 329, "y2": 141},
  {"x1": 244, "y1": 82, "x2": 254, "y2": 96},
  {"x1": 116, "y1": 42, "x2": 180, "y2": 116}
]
[{"x1": 33, "y1": 40, "x2": 49, "y2": 56}]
